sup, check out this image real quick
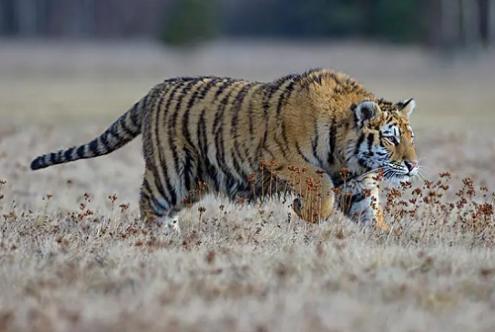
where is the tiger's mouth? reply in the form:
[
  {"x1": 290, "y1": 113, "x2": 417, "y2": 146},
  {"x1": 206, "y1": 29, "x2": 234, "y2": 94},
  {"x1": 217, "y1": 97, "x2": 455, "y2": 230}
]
[
  {"x1": 382, "y1": 163, "x2": 418, "y2": 183},
  {"x1": 347, "y1": 157, "x2": 418, "y2": 183}
]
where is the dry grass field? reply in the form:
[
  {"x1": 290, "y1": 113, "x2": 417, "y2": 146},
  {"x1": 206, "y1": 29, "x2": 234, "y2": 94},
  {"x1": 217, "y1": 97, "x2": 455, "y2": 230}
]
[{"x1": 1, "y1": 40, "x2": 495, "y2": 332}]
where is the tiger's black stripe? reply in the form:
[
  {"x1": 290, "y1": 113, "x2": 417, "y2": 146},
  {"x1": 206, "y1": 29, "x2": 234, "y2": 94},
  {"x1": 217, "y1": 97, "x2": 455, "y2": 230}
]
[
  {"x1": 168, "y1": 80, "x2": 199, "y2": 180},
  {"x1": 200, "y1": 79, "x2": 236, "y2": 191},
  {"x1": 156, "y1": 79, "x2": 191, "y2": 206},
  {"x1": 230, "y1": 83, "x2": 254, "y2": 177},
  {"x1": 328, "y1": 119, "x2": 337, "y2": 165},
  {"x1": 259, "y1": 76, "x2": 295, "y2": 161},
  {"x1": 355, "y1": 133, "x2": 364, "y2": 155},
  {"x1": 199, "y1": 110, "x2": 220, "y2": 192},
  {"x1": 274, "y1": 78, "x2": 296, "y2": 155},
  {"x1": 180, "y1": 79, "x2": 216, "y2": 190},
  {"x1": 182, "y1": 78, "x2": 219, "y2": 151},
  {"x1": 148, "y1": 84, "x2": 175, "y2": 207},
  {"x1": 213, "y1": 83, "x2": 239, "y2": 187},
  {"x1": 311, "y1": 118, "x2": 324, "y2": 168},
  {"x1": 367, "y1": 133, "x2": 374, "y2": 154},
  {"x1": 256, "y1": 83, "x2": 277, "y2": 162},
  {"x1": 295, "y1": 141, "x2": 310, "y2": 163}
]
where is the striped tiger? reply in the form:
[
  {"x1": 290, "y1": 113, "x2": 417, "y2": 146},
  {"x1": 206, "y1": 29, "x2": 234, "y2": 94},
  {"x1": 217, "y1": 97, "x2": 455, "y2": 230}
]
[{"x1": 31, "y1": 69, "x2": 418, "y2": 231}]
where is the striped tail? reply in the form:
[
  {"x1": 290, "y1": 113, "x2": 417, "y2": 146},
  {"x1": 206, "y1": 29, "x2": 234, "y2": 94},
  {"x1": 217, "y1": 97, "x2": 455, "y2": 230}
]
[{"x1": 30, "y1": 98, "x2": 145, "y2": 170}]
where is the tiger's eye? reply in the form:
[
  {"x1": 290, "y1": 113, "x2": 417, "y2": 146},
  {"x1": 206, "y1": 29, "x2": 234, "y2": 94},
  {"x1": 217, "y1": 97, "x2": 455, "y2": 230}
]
[{"x1": 384, "y1": 136, "x2": 399, "y2": 145}]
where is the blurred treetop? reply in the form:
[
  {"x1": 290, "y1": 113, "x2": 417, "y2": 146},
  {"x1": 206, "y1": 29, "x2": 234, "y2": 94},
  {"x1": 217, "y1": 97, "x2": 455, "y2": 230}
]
[{"x1": 0, "y1": 0, "x2": 494, "y2": 47}]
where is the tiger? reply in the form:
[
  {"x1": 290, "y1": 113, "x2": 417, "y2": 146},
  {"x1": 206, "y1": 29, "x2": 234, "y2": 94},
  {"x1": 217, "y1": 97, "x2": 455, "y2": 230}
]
[{"x1": 30, "y1": 68, "x2": 418, "y2": 232}]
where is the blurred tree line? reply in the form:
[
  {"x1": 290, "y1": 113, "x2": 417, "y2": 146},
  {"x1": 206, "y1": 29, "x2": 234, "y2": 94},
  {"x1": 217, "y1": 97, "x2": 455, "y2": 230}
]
[{"x1": 1, "y1": 0, "x2": 494, "y2": 47}]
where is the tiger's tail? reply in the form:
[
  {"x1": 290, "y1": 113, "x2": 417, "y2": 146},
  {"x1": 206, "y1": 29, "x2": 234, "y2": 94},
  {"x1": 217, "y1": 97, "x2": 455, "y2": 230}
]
[{"x1": 30, "y1": 97, "x2": 146, "y2": 170}]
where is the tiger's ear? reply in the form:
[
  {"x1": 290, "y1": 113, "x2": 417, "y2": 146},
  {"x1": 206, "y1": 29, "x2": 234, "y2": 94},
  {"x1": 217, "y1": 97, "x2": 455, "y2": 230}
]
[
  {"x1": 397, "y1": 98, "x2": 415, "y2": 117},
  {"x1": 351, "y1": 100, "x2": 381, "y2": 127}
]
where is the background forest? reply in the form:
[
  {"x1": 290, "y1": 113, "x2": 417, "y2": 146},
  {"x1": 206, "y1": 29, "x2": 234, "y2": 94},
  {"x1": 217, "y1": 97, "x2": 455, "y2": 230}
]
[{"x1": 1, "y1": 0, "x2": 494, "y2": 47}]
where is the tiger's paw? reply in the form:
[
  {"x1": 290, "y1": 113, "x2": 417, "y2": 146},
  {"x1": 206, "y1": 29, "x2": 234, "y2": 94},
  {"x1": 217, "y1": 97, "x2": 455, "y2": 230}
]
[
  {"x1": 292, "y1": 197, "x2": 322, "y2": 224},
  {"x1": 161, "y1": 216, "x2": 181, "y2": 236}
]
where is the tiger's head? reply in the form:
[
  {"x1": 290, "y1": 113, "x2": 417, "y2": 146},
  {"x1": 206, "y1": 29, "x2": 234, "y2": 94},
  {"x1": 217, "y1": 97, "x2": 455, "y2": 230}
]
[{"x1": 347, "y1": 98, "x2": 418, "y2": 182}]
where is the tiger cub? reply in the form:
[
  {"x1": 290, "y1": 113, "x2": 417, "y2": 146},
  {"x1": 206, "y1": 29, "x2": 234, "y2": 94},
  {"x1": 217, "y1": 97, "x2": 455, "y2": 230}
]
[{"x1": 31, "y1": 69, "x2": 418, "y2": 232}]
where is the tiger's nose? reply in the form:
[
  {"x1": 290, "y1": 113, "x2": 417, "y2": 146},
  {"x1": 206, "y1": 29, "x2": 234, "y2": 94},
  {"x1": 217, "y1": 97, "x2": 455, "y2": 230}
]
[{"x1": 404, "y1": 160, "x2": 418, "y2": 173}]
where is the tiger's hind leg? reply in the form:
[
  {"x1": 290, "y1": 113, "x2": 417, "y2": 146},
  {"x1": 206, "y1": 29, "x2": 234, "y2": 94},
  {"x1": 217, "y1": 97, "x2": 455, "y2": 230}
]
[
  {"x1": 139, "y1": 167, "x2": 207, "y2": 235},
  {"x1": 139, "y1": 168, "x2": 182, "y2": 235}
]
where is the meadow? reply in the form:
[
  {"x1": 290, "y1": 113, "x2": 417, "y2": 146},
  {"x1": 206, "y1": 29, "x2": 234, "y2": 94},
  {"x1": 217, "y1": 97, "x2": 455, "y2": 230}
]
[{"x1": 1, "y1": 40, "x2": 495, "y2": 332}]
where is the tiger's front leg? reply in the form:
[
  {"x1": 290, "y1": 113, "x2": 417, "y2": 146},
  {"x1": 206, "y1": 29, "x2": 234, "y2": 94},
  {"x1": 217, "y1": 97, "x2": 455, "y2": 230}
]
[
  {"x1": 336, "y1": 173, "x2": 389, "y2": 231},
  {"x1": 276, "y1": 165, "x2": 335, "y2": 223}
]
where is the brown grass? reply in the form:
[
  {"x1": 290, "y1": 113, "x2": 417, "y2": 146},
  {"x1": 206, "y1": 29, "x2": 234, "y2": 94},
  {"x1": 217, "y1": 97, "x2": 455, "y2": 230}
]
[{"x1": 1, "y1": 40, "x2": 495, "y2": 332}]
